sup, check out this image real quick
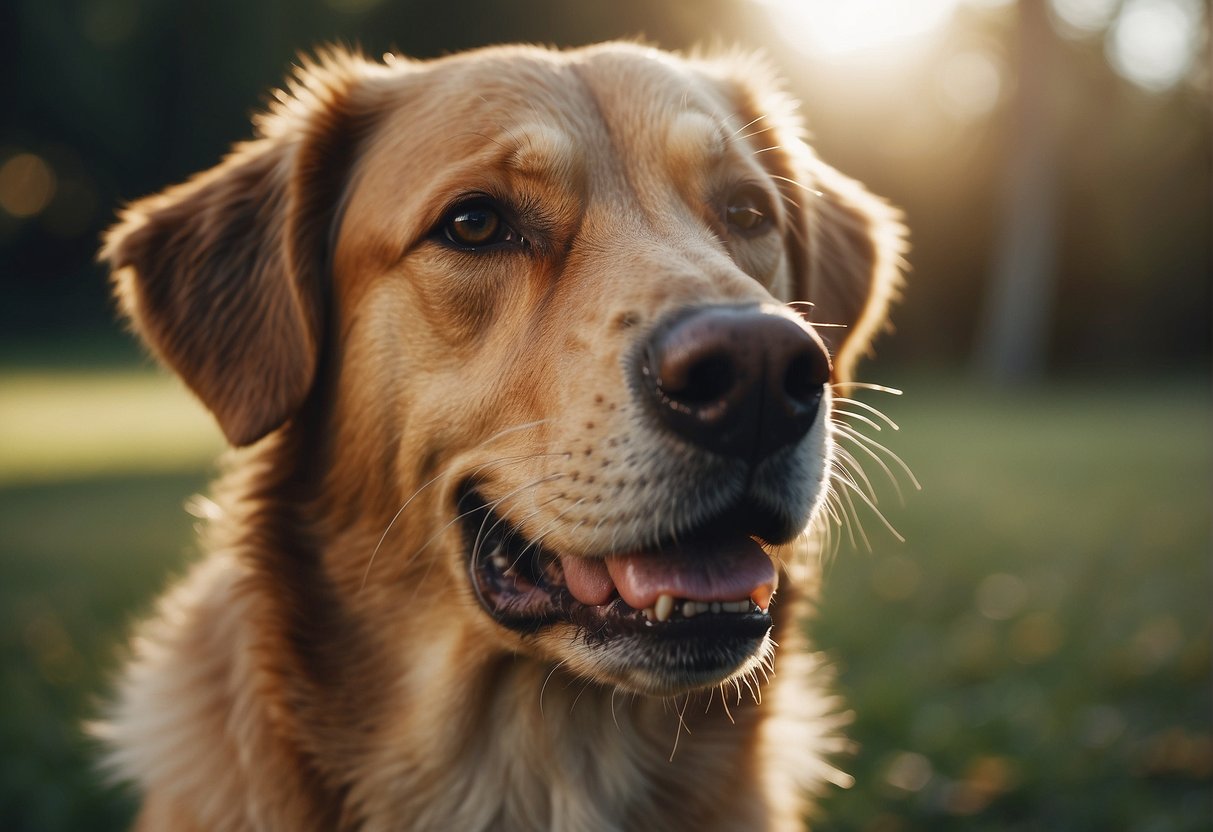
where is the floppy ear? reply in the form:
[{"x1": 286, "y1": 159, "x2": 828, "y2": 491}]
[
  {"x1": 796, "y1": 156, "x2": 906, "y2": 384},
  {"x1": 103, "y1": 54, "x2": 369, "y2": 446}
]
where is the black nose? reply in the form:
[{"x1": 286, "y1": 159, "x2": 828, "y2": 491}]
[{"x1": 638, "y1": 305, "x2": 831, "y2": 461}]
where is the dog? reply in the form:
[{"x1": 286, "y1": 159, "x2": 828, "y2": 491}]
[{"x1": 96, "y1": 42, "x2": 904, "y2": 831}]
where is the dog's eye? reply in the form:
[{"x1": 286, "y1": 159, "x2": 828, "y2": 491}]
[
  {"x1": 725, "y1": 187, "x2": 773, "y2": 236},
  {"x1": 440, "y1": 200, "x2": 520, "y2": 250}
]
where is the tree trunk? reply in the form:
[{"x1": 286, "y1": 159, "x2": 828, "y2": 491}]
[{"x1": 974, "y1": 0, "x2": 1061, "y2": 383}]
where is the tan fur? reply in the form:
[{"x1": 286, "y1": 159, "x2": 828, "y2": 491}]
[{"x1": 97, "y1": 43, "x2": 904, "y2": 830}]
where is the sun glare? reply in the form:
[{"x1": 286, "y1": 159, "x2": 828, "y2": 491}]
[{"x1": 754, "y1": 0, "x2": 963, "y2": 58}]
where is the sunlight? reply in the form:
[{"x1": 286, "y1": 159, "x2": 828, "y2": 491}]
[{"x1": 754, "y1": 0, "x2": 963, "y2": 58}]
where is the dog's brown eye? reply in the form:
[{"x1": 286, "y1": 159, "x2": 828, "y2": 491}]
[
  {"x1": 445, "y1": 204, "x2": 503, "y2": 248},
  {"x1": 725, "y1": 188, "x2": 772, "y2": 235}
]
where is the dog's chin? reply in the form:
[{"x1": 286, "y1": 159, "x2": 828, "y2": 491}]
[{"x1": 457, "y1": 486, "x2": 803, "y2": 696}]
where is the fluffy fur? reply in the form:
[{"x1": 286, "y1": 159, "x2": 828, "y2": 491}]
[{"x1": 96, "y1": 43, "x2": 905, "y2": 831}]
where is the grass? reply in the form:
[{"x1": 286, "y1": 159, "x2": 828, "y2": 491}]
[
  {"x1": 813, "y1": 376, "x2": 1212, "y2": 831},
  {"x1": 0, "y1": 368, "x2": 1209, "y2": 830}
]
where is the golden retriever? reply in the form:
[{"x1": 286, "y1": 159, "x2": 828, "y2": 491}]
[{"x1": 97, "y1": 42, "x2": 904, "y2": 831}]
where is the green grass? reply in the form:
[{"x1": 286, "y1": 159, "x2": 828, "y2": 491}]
[
  {"x1": 813, "y1": 377, "x2": 1212, "y2": 831},
  {"x1": 0, "y1": 369, "x2": 1209, "y2": 830}
]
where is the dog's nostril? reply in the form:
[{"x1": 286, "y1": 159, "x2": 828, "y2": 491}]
[
  {"x1": 783, "y1": 352, "x2": 827, "y2": 407},
  {"x1": 668, "y1": 354, "x2": 735, "y2": 406}
]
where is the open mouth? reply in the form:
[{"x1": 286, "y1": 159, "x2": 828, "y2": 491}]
[{"x1": 458, "y1": 485, "x2": 783, "y2": 687}]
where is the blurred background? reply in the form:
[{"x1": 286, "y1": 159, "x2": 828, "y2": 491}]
[{"x1": 1, "y1": 0, "x2": 1208, "y2": 829}]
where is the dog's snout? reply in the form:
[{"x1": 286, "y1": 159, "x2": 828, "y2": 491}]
[{"x1": 639, "y1": 306, "x2": 831, "y2": 460}]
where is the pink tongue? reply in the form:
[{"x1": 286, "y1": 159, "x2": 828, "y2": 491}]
[{"x1": 561, "y1": 536, "x2": 776, "y2": 611}]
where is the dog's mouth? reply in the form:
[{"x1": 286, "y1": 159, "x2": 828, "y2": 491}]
[{"x1": 458, "y1": 486, "x2": 783, "y2": 689}]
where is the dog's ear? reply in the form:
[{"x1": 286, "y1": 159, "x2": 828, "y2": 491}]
[
  {"x1": 786, "y1": 152, "x2": 906, "y2": 385},
  {"x1": 103, "y1": 54, "x2": 369, "y2": 446}
]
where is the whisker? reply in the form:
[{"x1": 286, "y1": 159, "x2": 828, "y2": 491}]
[
  {"x1": 360, "y1": 419, "x2": 554, "y2": 589},
  {"x1": 833, "y1": 474, "x2": 873, "y2": 552},
  {"x1": 768, "y1": 173, "x2": 825, "y2": 198},
  {"x1": 832, "y1": 423, "x2": 921, "y2": 490},
  {"x1": 835, "y1": 476, "x2": 906, "y2": 543},
  {"x1": 833, "y1": 396, "x2": 900, "y2": 430},
  {"x1": 470, "y1": 474, "x2": 567, "y2": 573},
  {"x1": 741, "y1": 672, "x2": 760, "y2": 705},
  {"x1": 539, "y1": 659, "x2": 569, "y2": 719},
  {"x1": 513, "y1": 497, "x2": 588, "y2": 565},
  {"x1": 831, "y1": 410, "x2": 883, "y2": 432},
  {"x1": 738, "y1": 124, "x2": 780, "y2": 142},
  {"x1": 361, "y1": 446, "x2": 561, "y2": 590},
  {"x1": 728, "y1": 113, "x2": 768, "y2": 139},
  {"x1": 501, "y1": 496, "x2": 570, "y2": 572},
  {"x1": 839, "y1": 440, "x2": 904, "y2": 504},
  {"x1": 569, "y1": 679, "x2": 592, "y2": 715},
  {"x1": 831, "y1": 381, "x2": 903, "y2": 396},
  {"x1": 775, "y1": 190, "x2": 804, "y2": 214},
  {"x1": 404, "y1": 474, "x2": 565, "y2": 605},
  {"x1": 719, "y1": 682, "x2": 736, "y2": 723},
  {"x1": 826, "y1": 486, "x2": 859, "y2": 550},
  {"x1": 669, "y1": 694, "x2": 691, "y2": 762},
  {"x1": 833, "y1": 447, "x2": 879, "y2": 504}
]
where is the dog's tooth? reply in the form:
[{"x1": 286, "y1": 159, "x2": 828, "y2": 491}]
[
  {"x1": 751, "y1": 584, "x2": 775, "y2": 613},
  {"x1": 642, "y1": 606, "x2": 656, "y2": 622},
  {"x1": 654, "y1": 594, "x2": 674, "y2": 623},
  {"x1": 711, "y1": 602, "x2": 722, "y2": 614},
  {"x1": 682, "y1": 600, "x2": 698, "y2": 618},
  {"x1": 725, "y1": 601, "x2": 748, "y2": 613}
]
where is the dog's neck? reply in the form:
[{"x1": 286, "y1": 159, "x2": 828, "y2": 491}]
[{"x1": 345, "y1": 645, "x2": 790, "y2": 831}]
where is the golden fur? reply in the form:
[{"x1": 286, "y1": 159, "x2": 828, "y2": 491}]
[{"x1": 97, "y1": 43, "x2": 904, "y2": 831}]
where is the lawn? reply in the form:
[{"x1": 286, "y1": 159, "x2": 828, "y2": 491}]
[{"x1": 1, "y1": 368, "x2": 1209, "y2": 830}]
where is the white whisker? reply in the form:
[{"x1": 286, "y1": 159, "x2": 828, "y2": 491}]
[
  {"x1": 834, "y1": 475, "x2": 906, "y2": 543},
  {"x1": 833, "y1": 447, "x2": 879, "y2": 504},
  {"x1": 832, "y1": 422, "x2": 921, "y2": 491},
  {"x1": 833, "y1": 474, "x2": 873, "y2": 552},
  {"x1": 768, "y1": 173, "x2": 825, "y2": 198},
  {"x1": 831, "y1": 409, "x2": 884, "y2": 432},
  {"x1": 833, "y1": 396, "x2": 900, "y2": 430},
  {"x1": 837, "y1": 442, "x2": 905, "y2": 505},
  {"x1": 831, "y1": 381, "x2": 903, "y2": 396}
]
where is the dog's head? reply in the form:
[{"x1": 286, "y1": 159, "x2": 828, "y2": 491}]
[{"x1": 104, "y1": 44, "x2": 903, "y2": 697}]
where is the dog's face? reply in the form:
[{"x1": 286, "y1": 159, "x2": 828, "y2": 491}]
[{"x1": 105, "y1": 44, "x2": 902, "y2": 697}]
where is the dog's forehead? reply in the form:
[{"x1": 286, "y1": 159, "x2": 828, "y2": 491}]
[
  {"x1": 334, "y1": 46, "x2": 765, "y2": 283},
  {"x1": 363, "y1": 45, "x2": 742, "y2": 184}
]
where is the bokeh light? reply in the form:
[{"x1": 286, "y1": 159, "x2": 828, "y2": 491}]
[
  {"x1": 1106, "y1": 0, "x2": 1205, "y2": 92},
  {"x1": 753, "y1": 0, "x2": 963, "y2": 58},
  {"x1": 1048, "y1": 0, "x2": 1119, "y2": 37},
  {"x1": 936, "y1": 49, "x2": 1004, "y2": 120},
  {"x1": 0, "y1": 152, "x2": 57, "y2": 219}
]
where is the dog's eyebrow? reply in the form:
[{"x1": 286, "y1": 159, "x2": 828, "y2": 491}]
[
  {"x1": 665, "y1": 111, "x2": 729, "y2": 173},
  {"x1": 502, "y1": 125, "x2": 579, "y2": 184}
]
